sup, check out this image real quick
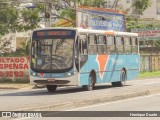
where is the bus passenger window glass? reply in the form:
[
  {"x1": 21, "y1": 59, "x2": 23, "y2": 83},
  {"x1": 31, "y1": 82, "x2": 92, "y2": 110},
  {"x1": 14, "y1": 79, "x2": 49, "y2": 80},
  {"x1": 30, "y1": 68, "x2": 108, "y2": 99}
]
[
  {"x1": 89, "y1": 34, "x2": 97, "y2": 54},
  {"x1": 107, "y1": 36, "x2": 114, "y2": 45},
  {"x1": 132, "y1": 37, "x2": 138, "y2": 53},
  {"x1": 97, "y1": 36, "x2": 104, "y2": 44},
  {"x1": 107, "y1": 36, "x2": 115, "y2": 53},
  {"x1": 116, "y1": 37, "x2": 124, "y2": 53},
  {"x1": 98, "y1": 35, "x2": 106, "y2": 54},
  {"x1": 124, "y1": 37, "x2": 132, "y2": 53},
  {"x1": 135, "y1": 38, "x2": 138, "y2": 45},
  {"x1": 139, "y1": 41, "x2": 144, "y2": 47},
  {"x1": 79, "y1": 35, "x2": 88, "y2": 55}
]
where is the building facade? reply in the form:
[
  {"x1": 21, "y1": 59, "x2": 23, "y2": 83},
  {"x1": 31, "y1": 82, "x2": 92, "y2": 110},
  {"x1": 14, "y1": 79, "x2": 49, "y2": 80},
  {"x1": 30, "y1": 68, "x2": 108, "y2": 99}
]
[{"x1": 103, "y1": 0, "x2": 160, "y2": 19}]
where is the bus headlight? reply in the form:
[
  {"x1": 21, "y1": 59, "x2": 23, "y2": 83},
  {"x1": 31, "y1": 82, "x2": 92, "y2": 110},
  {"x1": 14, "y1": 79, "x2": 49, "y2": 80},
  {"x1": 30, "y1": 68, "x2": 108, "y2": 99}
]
[
  {"x1": 66, "y1": 72, "x2": 71, "y2": 76},
  {"x1": 32, "y1": 72, "x2": 36, "y2": 76}
]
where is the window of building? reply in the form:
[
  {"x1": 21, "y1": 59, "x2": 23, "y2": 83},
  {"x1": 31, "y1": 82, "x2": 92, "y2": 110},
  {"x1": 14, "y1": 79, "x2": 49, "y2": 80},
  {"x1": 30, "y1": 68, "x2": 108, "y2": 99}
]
[
  {"x1": 139, "y1": 40, "x2": 144, "y2": 47},
  {"x1": 126, "y1": 0, "x2": 130, "y2": 3},
  {"x1": 157, "y1": 0, "x2": 160, "y2": 15}
]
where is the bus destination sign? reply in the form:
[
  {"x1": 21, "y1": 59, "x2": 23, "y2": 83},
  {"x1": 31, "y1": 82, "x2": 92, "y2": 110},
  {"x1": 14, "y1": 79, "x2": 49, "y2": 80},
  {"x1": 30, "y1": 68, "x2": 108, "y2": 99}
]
[
  {"x1": 36, "y1": 31, "x2": 72, "y2": 36},
  {"x1": 32, "y1": 29, "x2": 76, "y2": 39}
]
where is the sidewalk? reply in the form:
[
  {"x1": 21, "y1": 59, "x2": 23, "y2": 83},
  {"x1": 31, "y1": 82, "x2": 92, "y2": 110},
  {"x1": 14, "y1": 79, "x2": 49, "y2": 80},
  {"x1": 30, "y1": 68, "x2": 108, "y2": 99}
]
[{"x1": 0, "y1": 83, "x2": 35, "y2": 89}]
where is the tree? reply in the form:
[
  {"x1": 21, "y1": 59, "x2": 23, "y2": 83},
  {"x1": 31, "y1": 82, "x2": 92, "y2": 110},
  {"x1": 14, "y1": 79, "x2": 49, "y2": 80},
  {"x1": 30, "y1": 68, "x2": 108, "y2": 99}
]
[
  {"x1": 126, "y1": 0, "x2": 151, "y2": 15},
  {"x1": 53, "y1": 0, "x2": 151, "y2": 27},
  {"x1": 125, "y1": 0, "x2": 151, "y2": 31},
  {"x1": 0, "y1": 7, "x2": 41, "y2": 35},
  {"x1": 0, "y1": 3, "x2": 42, "y2": 55},
  {"x1": 52, "y1": 0, "x2": 105, "y2": 26}
]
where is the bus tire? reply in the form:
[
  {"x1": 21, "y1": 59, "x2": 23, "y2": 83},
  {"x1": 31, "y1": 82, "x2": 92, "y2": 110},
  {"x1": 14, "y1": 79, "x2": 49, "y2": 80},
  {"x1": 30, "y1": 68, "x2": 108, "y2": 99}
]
[
  {"x1": 46, "y1": 85, "x2": 57, "y2": 92},
  {"x1": 112, "y1": 70, "x2": 126, "y2": 87},
  {"x1": 83, "y1": 75, "x2": 94, "y2": 91}
]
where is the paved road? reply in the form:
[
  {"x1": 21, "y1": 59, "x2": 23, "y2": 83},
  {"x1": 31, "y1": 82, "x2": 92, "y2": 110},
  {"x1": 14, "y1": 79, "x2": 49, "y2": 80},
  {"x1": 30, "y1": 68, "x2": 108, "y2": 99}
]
[
  {"x1": 12, "y1": 93, "x2": 160, "y2": 120},
  {"x1": 0, "y1": 78, "x2": 160, "y2": 112},
  {"x1": 71, "y1": 93, "x2": 160, "y2": 111}
]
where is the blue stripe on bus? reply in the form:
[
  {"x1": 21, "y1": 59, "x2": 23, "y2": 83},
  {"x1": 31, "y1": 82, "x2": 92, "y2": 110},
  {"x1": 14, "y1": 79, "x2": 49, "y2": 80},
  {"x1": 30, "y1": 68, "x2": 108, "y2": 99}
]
[{"x1": 79, "y1": 54, "x2": 139, "y2": 86}]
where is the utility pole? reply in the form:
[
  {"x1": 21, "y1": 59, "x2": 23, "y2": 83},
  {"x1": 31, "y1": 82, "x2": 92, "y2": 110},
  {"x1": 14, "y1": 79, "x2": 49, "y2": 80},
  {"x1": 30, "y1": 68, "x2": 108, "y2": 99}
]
[{"x1": 45, "y1": 0, "x2": 52, "y2": 27}]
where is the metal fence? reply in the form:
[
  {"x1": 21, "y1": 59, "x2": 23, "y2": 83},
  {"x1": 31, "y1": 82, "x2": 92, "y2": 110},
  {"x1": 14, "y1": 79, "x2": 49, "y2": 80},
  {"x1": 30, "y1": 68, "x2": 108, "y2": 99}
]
[{"x1": 140, "y1": 54, "x2": 160, "y2": 72}]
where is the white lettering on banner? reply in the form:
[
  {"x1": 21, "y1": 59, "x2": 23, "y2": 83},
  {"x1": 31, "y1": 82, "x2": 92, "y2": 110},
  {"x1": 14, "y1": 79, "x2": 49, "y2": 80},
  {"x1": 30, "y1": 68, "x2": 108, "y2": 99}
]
[
  {"x1": 89, "y1": 20, "x2": 113, "y2": 27},
  {"x1": 132, "y1": 28, "x2": 160, "y2": 41}
]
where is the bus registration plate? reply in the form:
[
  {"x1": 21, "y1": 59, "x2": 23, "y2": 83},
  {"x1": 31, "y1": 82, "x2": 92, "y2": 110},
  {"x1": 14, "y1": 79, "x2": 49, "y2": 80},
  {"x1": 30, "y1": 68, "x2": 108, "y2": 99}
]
[{"x1": 47, "y1": 78, "x2": 55, "y2": 82}]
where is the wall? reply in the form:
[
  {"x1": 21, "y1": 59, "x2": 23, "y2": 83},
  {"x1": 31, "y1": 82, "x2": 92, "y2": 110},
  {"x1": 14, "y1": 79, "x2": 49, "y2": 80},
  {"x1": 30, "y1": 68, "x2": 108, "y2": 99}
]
[
  {"x1": 140, "y1": 54, "x2": 160, "y2": 72},
  {"x1": 0, "y1": 57, "x2": 30, "y2": 82}
]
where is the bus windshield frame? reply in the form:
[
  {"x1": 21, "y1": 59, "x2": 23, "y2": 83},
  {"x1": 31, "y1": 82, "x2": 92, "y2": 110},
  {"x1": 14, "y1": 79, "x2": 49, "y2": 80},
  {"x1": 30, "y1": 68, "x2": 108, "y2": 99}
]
[{"x1": 30, "y1": 29, "x2": 76, "y2": 73}]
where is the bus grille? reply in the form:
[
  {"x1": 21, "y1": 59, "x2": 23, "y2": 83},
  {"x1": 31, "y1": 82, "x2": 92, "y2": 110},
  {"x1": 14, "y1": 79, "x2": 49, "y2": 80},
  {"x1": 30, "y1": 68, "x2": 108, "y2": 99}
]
[{"x1": 34, "y1": 80, "x2": 70, "y2": 84}]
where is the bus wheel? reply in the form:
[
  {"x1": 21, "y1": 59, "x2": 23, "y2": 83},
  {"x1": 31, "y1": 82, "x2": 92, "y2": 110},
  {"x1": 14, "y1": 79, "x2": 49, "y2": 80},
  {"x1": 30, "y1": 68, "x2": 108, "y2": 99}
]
[
  {"x1": 83, "y1": 75, "x2": 94, "y2": 91},
  {"x1": 112, "y1": 70, "x2": 126, "y2": 87},
  {"x1": 46, "y1": 85, "x2": 57, "y2": 92}
]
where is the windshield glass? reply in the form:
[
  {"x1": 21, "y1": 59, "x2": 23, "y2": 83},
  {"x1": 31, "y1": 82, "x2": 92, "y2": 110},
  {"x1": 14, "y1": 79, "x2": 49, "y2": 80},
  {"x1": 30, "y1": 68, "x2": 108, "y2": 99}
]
[{"x1": 31, "y1": 38, "x2": 74, "y2": 73}]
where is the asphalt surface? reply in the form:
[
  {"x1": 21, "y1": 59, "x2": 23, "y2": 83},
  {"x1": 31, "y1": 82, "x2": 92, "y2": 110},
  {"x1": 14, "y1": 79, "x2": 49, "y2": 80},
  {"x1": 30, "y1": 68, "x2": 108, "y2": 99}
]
[
  {"x1": 70, "y1": 93, "x2": 160, "y2": 111},
  {"x1": 10, "y1": 93, "x2": 160, "y2": 120},
  {"x1": 0, "y1": 78, "x2": 160, "y2": 112}
]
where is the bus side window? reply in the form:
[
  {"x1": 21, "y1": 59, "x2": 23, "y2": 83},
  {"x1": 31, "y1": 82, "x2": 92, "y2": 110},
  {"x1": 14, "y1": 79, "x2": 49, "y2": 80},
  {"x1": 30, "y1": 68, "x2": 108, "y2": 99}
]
[
  {"x1": 124, "y1": 37, "x2": 132, "y2": 54},
  {"x1": 107, "y1": 36, "x2": 115, "y2": 54},
  {"x1": 116, "y1": 36, "x2": 124, "y2": 54},
  {"x1": 79, "y1": 34, "x2": 88, "y2": 55},
  {"x1": 88, "y1": 34, "x2": 97, "y2": 54},
  {"x1": 132, "y1": 37, "x2": 138, "y2": 54},
  {"x1": 97, "y1": 35, "x2": 106, "y2": 54}
]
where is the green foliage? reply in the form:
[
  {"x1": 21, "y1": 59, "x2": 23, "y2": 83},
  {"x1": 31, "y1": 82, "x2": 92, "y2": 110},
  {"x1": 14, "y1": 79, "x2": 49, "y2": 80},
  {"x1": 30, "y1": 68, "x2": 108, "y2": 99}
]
[
  {"x1": 14, "y1": 78, "x2": 29, "y2": 83},
  {"x1": 0, "y1": 8, "x2": 19, "y2": 35},
  {"x1": 60, "y1": 7, "x2": 76, "y2": 21},
  {"x1": 0, "y1": 77, "x2": 29, "y2": 83},
  {"x1": 0, "y1": 49, "x2": 27, "y2": 57},
  {"x1": 20, "y1": 8, "x2": 41, "y2": 31},
  {"x1": 0, "y1": 78, "x2": 13, "y2": 83},
  {"x1": 0, "y1": 7, "x2": 41, "y2": 35},
  {"x1": 0, "y1": 4, "x2": 41, "y2": 54},
  {"x1": 59, "y1": 0, "x2": 105, "y2": 26},
  {"x1": 79, "y1": 0, "x2": 104, "y2": 7},
  {"x1": 134, "y1": 0, "x2": 151, "y2": 15},
  {"x1": 126, "y1": 17, "x2": 160, "y2": 32},
  {"x1": 139, "y1": 71, "x2": 160, "y2": 79}
]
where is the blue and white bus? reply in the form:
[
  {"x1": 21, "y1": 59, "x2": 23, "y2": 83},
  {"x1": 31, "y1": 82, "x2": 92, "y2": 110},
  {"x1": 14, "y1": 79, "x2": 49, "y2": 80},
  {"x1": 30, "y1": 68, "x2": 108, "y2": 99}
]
[{"x1": 30, "y1": 28, "x2": 139, "y2": 92}]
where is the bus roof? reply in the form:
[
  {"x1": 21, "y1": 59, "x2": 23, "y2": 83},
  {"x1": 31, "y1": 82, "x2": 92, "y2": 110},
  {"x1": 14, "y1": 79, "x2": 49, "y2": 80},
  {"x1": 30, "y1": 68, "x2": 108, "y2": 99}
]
[
  {"x1": 77, "y1": 28, "x2": 138, "y2": 37},
  {"x1": 33, "y1": 27, "x2": 138, "y2": 37}
]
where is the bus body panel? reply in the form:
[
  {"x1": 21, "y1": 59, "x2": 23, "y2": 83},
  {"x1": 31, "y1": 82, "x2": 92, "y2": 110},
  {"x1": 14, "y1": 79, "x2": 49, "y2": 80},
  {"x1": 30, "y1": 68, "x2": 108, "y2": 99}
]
[
  {"x1": 30, "y1": 68, "x2": 79, "y2": 86},
  {"x1": 79, "y1": 54, "x2": 139, "y2": 86},
  {"x1": 30, "y1": 28, "x2": 139, "y2": 88}
]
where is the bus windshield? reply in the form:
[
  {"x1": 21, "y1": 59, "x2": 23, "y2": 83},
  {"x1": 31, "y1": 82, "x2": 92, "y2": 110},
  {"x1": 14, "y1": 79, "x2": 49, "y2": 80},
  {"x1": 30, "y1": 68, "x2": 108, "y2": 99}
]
[{"x1": 31, "y1": 29, "x2": 76, "y2": 73}]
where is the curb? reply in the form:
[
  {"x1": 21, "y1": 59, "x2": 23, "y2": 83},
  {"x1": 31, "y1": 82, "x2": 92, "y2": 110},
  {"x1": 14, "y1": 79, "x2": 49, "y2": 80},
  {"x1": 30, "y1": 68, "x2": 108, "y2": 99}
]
[
  {"x1": 0, "y1": 85, "x2": 34, "y2": 90},
  {"x1": 19, "y1": 87, "x2": 160, "y2": 111},
  {"x1": 0, "y1": 87, "x2": 18, "y2": 89}
]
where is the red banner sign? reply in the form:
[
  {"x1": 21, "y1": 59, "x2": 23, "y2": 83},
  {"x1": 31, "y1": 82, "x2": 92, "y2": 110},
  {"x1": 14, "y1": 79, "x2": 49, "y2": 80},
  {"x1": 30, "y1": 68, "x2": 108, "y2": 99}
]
[{"x1": 0, "y1": 57, "x2": 30, "y2": 78}]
